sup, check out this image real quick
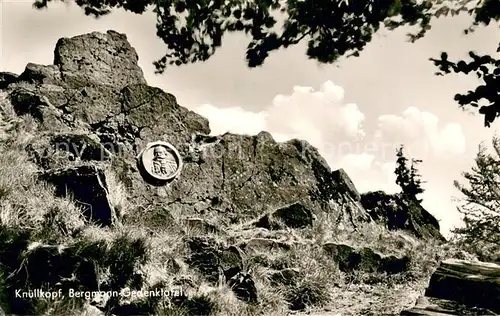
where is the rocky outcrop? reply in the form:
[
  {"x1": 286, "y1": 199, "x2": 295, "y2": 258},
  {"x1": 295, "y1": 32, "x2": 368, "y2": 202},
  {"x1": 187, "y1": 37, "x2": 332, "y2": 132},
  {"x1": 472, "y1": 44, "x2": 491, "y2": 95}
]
[
  {"x1": 15, "y1": 31, "x2": 146, "y2": 90},
  {"x1": 401, "y1": 259, "x2": 500, "y2": 315},
  {"x1": 0, "y1": 29, "x2": 454, "y2": 316},
  {"x1": 3, "y1": 30, "x2": 378, "y2": 231},
  {"x1": 53, "y1": 31, "x2": 146, "y2": 89},
  {"x1": 360, "y1": 191, "x2": 445, "y2": 241},
  {"x1": 323, "y1": 242, "x2": 411, "y2": 274}
]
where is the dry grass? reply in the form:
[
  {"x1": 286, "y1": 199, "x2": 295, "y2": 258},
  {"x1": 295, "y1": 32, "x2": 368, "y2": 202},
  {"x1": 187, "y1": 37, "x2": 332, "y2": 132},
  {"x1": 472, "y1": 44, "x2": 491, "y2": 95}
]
[
  {"x1": 0, "y1": 116, "x2": 86, "y2": 243},
  {"x1": 104, "y1": 169, "x2": 129, "y2": 221}
]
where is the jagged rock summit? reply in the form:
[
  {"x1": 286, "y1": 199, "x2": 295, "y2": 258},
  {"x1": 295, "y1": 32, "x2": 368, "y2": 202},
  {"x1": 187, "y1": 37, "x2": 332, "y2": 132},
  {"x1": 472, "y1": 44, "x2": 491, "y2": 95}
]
[{"x1": 1, "y1": 30, "x2": 443, "y2": 240}]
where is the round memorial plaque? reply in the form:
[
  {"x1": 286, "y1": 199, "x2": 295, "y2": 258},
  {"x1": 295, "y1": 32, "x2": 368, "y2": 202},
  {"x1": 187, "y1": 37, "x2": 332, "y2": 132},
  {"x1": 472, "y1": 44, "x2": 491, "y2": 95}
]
[{"x1": 138, "y1": 141, "x2": 183, "y2": 181}]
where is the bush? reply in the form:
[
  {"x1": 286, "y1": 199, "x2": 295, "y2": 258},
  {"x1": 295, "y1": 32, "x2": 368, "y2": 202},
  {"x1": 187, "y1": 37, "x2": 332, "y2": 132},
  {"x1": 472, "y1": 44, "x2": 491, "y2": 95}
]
[
  {"x1": 285, "y1": 278, "x2": 330, "y2": 311},
  {"x1": 453, "y1": 136, "x2": 500, "y2": 253}
]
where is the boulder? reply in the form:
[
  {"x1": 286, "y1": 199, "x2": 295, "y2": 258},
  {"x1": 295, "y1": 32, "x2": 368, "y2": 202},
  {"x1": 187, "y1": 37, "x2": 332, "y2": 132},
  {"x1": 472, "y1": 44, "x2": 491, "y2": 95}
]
[
  {"x1": 255, "y1": 203, "x2": 315, "y2": 230},
  {"x1": 360, "y1": 191, "x2": 445, "y2": 241},
  {"x1": 382, "y1": 254, "x2": 412, "y2": 274},
  {"x1": 53, "y1": 30, "x2": 147, "y2": 89},
  {"x1": 424, "y1": 259, "x2": 500, "y2": 313},
  {"x1": 184, "y1": 237, "x2": 243, "y2": 283},
  {"x1": 38, "y1": 165, "x2": 114, "y2": 225},
  {"x1": 322, "y1": 243, "x2": 410, "y2": 274}
]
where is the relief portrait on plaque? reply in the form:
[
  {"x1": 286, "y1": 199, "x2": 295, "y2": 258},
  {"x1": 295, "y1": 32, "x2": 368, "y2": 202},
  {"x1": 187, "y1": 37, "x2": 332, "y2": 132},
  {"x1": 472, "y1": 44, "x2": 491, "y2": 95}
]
[
  {"x1": 138, "y1": 141, "x2": 183, "y2": 181},
  {"x1": 151, "y1": 145, "x2": 177, "y2": 176}
]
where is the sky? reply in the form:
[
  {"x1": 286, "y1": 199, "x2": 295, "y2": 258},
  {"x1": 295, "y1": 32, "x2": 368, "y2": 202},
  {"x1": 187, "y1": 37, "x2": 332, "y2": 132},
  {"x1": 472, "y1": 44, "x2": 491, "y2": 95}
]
[{"x1": 1, "y1": 1, "x2": 499, "y2": 237}]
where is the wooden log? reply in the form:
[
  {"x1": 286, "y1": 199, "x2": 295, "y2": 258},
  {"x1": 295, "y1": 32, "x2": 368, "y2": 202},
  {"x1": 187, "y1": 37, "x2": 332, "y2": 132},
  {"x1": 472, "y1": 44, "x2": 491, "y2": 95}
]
[{"x1": 424, "y1": 259, "x2": 500, "y2": 313}]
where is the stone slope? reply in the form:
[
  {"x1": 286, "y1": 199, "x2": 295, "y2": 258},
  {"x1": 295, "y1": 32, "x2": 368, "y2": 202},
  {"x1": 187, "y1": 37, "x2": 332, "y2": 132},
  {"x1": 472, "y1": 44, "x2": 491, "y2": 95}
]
[{"x1": 2, "y1": 30, "x2": 373, "y2": 231}]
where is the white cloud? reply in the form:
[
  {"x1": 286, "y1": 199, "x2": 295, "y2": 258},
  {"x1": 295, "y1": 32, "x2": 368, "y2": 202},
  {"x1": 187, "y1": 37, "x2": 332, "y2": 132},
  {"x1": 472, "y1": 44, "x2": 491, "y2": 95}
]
[
  {"x1": 376, "y1": 106, "x2": 466, "y2": 159},
  {"x1": 343, "y1": 161, "x2": 400, "y2": 194},
  {"x1": 194, "y1": 104, "x2": 267, "y2": 135},
  {"x1": 431, "y1": 123, "x2": 466, "y2": 157},
  {"x1": 337, "y1": 153, "x2": 375, "y2": 171},
  {"x1": 380, "y1": 162, "x2": 399, "y2": 189},
  {"x1": 264, "y1": 81, "x2": 365, "y2": 142}
]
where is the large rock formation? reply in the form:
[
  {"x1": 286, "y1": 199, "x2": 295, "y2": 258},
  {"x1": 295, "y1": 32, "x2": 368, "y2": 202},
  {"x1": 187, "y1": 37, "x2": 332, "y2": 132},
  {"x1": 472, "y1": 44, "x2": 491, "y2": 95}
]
[
  {"x1": 0, "y1": 29, "x2": 454, "y2": 316},
  {"x1": 2, "y1": 30, "x2": 375, "y2": 231}
]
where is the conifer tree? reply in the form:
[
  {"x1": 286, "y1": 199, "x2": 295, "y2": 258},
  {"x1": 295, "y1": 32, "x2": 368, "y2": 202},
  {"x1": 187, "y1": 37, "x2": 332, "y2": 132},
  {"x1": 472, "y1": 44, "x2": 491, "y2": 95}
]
[
  {"x1": 453, "y1": 137, "x2": 500, "y2": 245},
  {"x1": 408, "y1": 158, "x2": 425, "y2": 203},
  {"x1": 394, "y1": 145, "x2": 425, "y2": 202},
  {"x1": 395, "y1": 145, "x2": 410, "y2": 193}
]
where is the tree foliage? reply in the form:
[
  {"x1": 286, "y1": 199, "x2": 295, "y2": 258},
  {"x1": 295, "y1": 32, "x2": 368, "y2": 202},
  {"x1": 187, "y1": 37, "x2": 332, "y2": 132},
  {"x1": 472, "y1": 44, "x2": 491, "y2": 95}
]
[
  {"x1": 394, "y1": 145, "x2": 425, "y2": 202},
  {"x1": 453, "y1": 136, "x2": 500, "y2": 245},
  {"x1": 395, "y1": 145, "x2": 410, "y2": 193},
  {"x1": 33, "y1": 0, "x2": 499, "y2": 126},
  {"x1": 408, "y1": 158, "x2": 425, "y2": 201},
  {"x1": 431, "y1": 48, "x2": 500, "y2": 128}
]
